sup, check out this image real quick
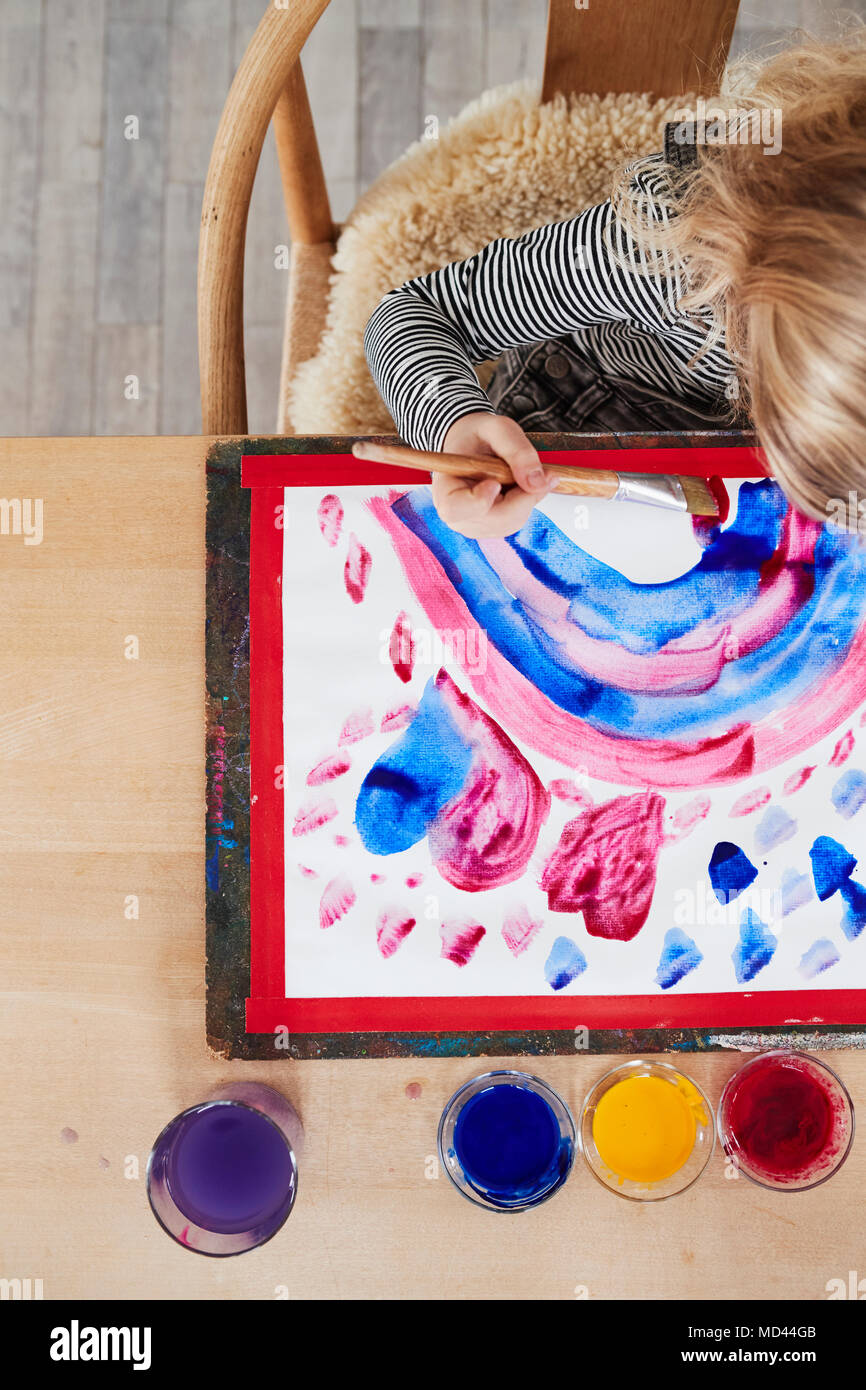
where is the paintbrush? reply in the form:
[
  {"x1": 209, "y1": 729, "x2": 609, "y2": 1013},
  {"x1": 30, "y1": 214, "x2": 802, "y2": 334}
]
[{"x1": 351, "y1": 440, "x2": 719, "y2": 516}]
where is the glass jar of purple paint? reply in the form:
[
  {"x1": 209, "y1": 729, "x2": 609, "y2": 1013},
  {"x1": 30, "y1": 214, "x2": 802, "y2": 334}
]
[
  {"x1": 438, "y1": 1071, "x2": 575, "y2": 1212},
  {"x1": 147, "y1": 1083, "x2": 303, "y2": 1256}
]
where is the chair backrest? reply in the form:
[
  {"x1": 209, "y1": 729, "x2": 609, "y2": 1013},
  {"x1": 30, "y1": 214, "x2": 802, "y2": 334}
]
[{"x1": 199, "y1": 0, "x2": 740, "y2": 436}]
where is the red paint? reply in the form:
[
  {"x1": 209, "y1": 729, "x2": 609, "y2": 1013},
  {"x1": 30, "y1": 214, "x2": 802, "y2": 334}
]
[
  {"x1": 338, "y1": 708, "x2": 374, "y2": 744},
  {"x1": 722, "y1": 1054, "x2": 844, "y2": 1183},
  {"x1": 306, "y1": 752, "x2": 351, "y2": 785},
  {"x1": 541, "y1": 791, "x2": 665, "y2": 940},
  {"x1": 381, "y1": 703, "x2": 416, "y2": 733},
  {"x1": 729, "y1": 786, "x2": 771, "y2": 818},
  {"x1": 376, "y1": 909, "x2": 416, "y2": 958},
  {"x1": 291, "y1": 795, "x2": 338, "y2": 837},
  {"x1": 830, "y1": 730, "x2": 854, "y2": 766},
  {"x1": 783, "y1": 765, "x2": 815, "y2": 795},
  {"x1": 389, "y1": 611, "x2": 415, "y2": 683},
  {"x1": 317, "y1": 493, "x2": 343, "y2": 547},
  {"x1": 319, "y1": 875, "x2": 356, "y2": 929},
  {"x1": 344, "y1": 532, "x2": 372, "y2": 604},
  {"x1": 439, "y1": 918, "x2": 486, "y2": 966}
]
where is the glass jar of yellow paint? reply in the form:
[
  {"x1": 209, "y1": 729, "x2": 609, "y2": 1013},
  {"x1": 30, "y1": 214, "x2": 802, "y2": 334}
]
[{"x1": 579, "y1": 1060, "x2": 715, "y2": 1200}]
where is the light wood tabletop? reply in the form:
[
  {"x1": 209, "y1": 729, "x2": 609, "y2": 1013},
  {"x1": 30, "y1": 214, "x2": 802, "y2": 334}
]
[{"x1": 0, "y1": 434, "x2": 863, "y2": 1302}]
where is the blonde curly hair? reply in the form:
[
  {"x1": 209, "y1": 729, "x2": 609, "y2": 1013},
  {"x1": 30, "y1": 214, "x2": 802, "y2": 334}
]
[{"x1": 612, "y1": 27, "x2": 866, "y2": 523}]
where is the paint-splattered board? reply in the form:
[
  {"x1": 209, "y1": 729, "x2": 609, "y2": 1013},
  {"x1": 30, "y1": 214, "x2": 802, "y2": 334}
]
[{"x1": 206, "y1": 434, "x2": 866, "y2": 1059}]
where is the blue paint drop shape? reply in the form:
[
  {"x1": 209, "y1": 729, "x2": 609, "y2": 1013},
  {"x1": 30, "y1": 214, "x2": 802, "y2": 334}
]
[
  {"x1": 452, "y1": 1084, "x2": 572, "y2": 1207},
  {"x1": 798, "y1": 938, "x2": 841, "y2": 979},
  {"x1": 809, "y1": 836, "x2": 857, "y2": 901},
  {"x1": 655, "y1": 928, "x2": 703, "y2": 990},
  {"x1": 543, "y1": 936, "x2": 587, "y2": 992},
  {"x1": 754, "y1": 804, "x2": 797, "y2": 854},
  {"x1": 780, "y1": 867, "x2": 813, "y2": 916},
  {"x1": 709, "y1": 841, "x2": 758, "y2": 904},
  {"x1": 355, "y1": 678, "x2": 473, "y2": 855},
  {"x1": 831, "y1": 769, "x2": 866, "y2": 821},
  {"x1": 840, "y1": 878, "x2": 866, "y2": 941},
  {"x1": 732, "y1": 908, "x2": 778, "y2": 983}
]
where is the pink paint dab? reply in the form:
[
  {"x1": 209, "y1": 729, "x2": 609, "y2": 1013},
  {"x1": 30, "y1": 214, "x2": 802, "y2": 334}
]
[
  {"x1": 665, "y1": 795, "x2": 711, "y2": 844},
  {"x1": 729, "y1": 787, "x2": 771, "y2": 818},
  {"x1": 339, "y1": 708, "x2": 375, "y2": 745},
  {"x1": 389, "y1": 611, "x2": 415, "y2": 684},
  {"x1": 376, "y1": 909, "x2": 416, "y2": 958},
  {"x1": 298, "y1": 864, "x2": 319, "y2": 879},
  {"x1": 405, "y1": 1082, "x2": 422, "y2": 1100},
  {"x1": 344, "y1": 533, "x2": 372, "y2": 604},
  {"x1": 334, "y1": 834, "x2": 351, "y2": 847},
  {"x1": 548, "y1": 778, "x2": 594, "y2": 807},
  {"x1": 381, "y1": 703, "x2": 416, "y2": 733},
  {"x1": 306, "y1": 752, "x2": 351, "y2": 785},
  {"x1": 830, "y1": 730, "x2": 855, "y2": 767},
  {"x1": 783, "y1": 765, "x2": 816, "y2": 796},
  {"x1": 439, "y1": 918, "x2": 486, "y2": 966},
  {"x1": 292, "y1": 795, "x2": 338, "y2": 837},
  {"x1": 501, "y1": 905, "x2": 544, "y2": 958},
  {"x1": 405, "y1": 873, "x2": 424, "y2": 888},
  {"x1": 319, "y1": 875, "x2": 356, "y2": 929},
  {"x1": 317, "y1": 493, "x2": 343, "y2": 547},
  {"x1": 370, "y1": 873, "x2": 385, "y2": 883}
]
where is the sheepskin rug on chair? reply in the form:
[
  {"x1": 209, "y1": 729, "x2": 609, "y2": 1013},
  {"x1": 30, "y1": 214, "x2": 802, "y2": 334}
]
[{"x1": 285, "y1": 80, "x2": 694, "y2": 436}]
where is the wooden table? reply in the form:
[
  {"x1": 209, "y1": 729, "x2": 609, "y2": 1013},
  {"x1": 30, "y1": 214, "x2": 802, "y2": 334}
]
[{"x1": 1, "y1": 435, "x2": 863, "y2": 1302}]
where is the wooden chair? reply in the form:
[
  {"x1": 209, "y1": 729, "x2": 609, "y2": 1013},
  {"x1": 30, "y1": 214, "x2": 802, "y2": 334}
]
[{"x1": 198, "y1": 0, "x2": 740, "y2": 437}]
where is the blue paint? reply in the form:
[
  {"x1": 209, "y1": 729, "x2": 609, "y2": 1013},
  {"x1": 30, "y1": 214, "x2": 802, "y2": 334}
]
[
  {"x1": 355, "y1": 678, "x2": 472, "y2": 854},
  {"x1": 798, "y1": 938, "x2": 841, "y2": 979},
  {"x1": 709, "y1": 841, "x2": 759, "y2": 904},
  {"x1": 809, "y1": 835, "x2": 857, "y2": 900},
  {"x1": 840, "y1": 878, "x2": 866, "y2": 941},
  {"x1": 831, "y1": 769, "x2": 866, "y2": 820},
  {"x1": 391, "y1": 481, "x2": 866, "y2": 739},
  {"x1": 732, "y1": 909, "x2": 778, "y2": 983},
  {"x1": 754, "y1": 804, "x2": 797, "y2": 854},
  {"x1": 781, "y1": 867, "x2": 813, "y2": 916},
  {"x1": 452, "y1": 1084, "x2": 572, "y2": 1208},
  {"x1": 543, "y1": 936, "x2": 587, "y2": 991},
  {"x1": 655, "y1": 928, "x2": 703, "y2": 990},
  {"x1": 206, "y1": 842, "x2": 219, "y2": 893}
]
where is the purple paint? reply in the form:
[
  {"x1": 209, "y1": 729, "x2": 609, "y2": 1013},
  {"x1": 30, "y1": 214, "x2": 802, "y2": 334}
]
[{"x1": 164, "y1": 1104, "x2": 295, "y2": 1236}]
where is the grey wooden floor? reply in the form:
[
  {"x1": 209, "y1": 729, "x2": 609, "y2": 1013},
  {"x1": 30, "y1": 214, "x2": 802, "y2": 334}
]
[{"x1": 1, "y1": 0, "x2": 862, "y2": 437}]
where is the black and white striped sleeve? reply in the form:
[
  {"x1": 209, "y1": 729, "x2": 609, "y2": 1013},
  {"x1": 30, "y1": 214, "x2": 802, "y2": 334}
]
[{"x1": 363, "y1": 183, "x2": 677, "y2": 452}]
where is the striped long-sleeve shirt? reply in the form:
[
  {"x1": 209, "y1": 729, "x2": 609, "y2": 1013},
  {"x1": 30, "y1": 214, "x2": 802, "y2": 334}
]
[{"x1": 363, "y1": 153, "x2": 738, "y2": 451}]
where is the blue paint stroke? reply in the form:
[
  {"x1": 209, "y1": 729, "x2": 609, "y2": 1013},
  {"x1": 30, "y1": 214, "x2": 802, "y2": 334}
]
[
  {"x1": 831, "y1": 769, "x2": 866, "y2": 821},
  {"x1": 544, "y1": 936, "x2": 587, "y2": 992},
  {"x1": 798, "y1": 938, "x2": 841, "y2": 979},
  {"x1": 709, "y1": 841, "x2": 758, "y2": 904},
  {"x1": 754, "y1": 804, "x2": 797, "y2": 854},
  {"x1": 732, "y1": 908, "x2": 778, "y2": 983},
  {"x1": 206, "y1": 842, "x2": 219, "y2": 893},
  {"x1": 840, "y1": 879, "x2": 866, "y2": 941},
  {"x1": 391, "y1": 481, "x2": 866, "y2": 740},
  {"x1": 355, "y1": 678, "x2": 472, "y2": 854},
  {"x1": 809, "y1": 835, "x2": 857, "y2": 901},
  {"x1": 781, "y1": 867, "x2": 814, "y2": 916},
  {"x1": 655, "y1": 928, "x2": 703, "y2": 990}
]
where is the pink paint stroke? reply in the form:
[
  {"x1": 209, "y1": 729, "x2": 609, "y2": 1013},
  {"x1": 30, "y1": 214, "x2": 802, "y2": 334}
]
[
  {"x1": 541, "y1": 791, "x2": 665, "y2": 941},
  {"x1": 664, "y1": 794, "x2": 711, "y2": 845},
  {"x1": 344, "y1": 532, "x2": 372, "y2": 604},
  {"x1": 381, "y1": 703, "x2": 416, "y2": 733},
  {"x1": 334, "y1": 834, "x2": 351, "y2": 846},
  {"x1": 501, "y1": 905, "x2": 544, "y2": 957},
  {"x1": 292, "y1": 795, "x2": 338, "y2": 837},
  {"x1": 439, "y1": 918, "x2": 486, "y2": 966},
  {"x1": 830, "y1": 730, "x2": 855, "y2": 766},
  {"x1": 405, "y1": 873, "x2": 424, "y2": 888},
  {"x1": 298, "y1": 864, "x2": 319, "y2": 879},
  {"x1": 783, "y1": 766, "x2": 816, "y2": 795},
  {"x1": 319, "y1": 875, "x2": 356, "y2": 929},
  {"x1": 339, "y1": 708, "x2": 375, "y2": 745},
  {"x1": 376, "y1": 909, "x2": 416, "y2": 958},
  {"x1": 389, "y1": 611, "x2": 415, "y2": 683},
  {"x1": 427, "y1": 671, "x2": 550, "y2": 891},
  {"x1": 729, "y1": 787, "x2": 771, "y2": 818},
  {"x1": 548, "y1": 778, "x2": 594, "y2": 808},
  {"x1": 306, "y1": 752, "x2": 351, "y2": 785},
  {"x1": 317, "y1": 493, "x2": 343, "y2": 547}
]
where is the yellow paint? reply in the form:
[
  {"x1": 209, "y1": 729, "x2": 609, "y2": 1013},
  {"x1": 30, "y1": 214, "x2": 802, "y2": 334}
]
[{"x1": 592, "y1": 1074, "x2": 708, "y2": 1185}]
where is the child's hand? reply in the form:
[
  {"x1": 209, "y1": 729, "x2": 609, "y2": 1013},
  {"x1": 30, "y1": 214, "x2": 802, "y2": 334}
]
[{"x1": 436, "y1": 413, "x2": 557, "y2": 538}]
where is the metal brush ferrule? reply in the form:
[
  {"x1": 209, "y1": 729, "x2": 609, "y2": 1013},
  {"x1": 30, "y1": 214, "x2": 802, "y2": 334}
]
[{"x1": 612, "y1": 471, "x2": 688, "y2": 511}]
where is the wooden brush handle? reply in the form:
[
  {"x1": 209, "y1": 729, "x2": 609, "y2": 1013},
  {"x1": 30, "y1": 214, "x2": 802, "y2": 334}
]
[{"x1": 352, "y1": 440, "x2": 620, "y2": 499}]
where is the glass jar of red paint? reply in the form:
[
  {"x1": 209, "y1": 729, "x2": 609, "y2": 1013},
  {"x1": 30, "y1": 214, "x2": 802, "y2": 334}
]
[{"x1": 718, "y1": 1050, "x2": 854, "y2": 1192}]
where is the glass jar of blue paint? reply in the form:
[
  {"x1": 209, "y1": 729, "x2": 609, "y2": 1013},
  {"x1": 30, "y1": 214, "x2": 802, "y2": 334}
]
[{"x1": 438, "y1": 1071, "x2": 575, "y2": 1212}]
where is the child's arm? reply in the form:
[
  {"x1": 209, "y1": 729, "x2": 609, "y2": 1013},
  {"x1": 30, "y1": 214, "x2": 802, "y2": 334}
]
[{"x1": 364, "y1": 202, "x2": 643, "y2": 535}]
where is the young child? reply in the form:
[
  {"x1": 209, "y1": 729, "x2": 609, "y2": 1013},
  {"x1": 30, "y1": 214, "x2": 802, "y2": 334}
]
[{"x1": 364, "y1": 33, "x2": 866, "y2": 539}]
